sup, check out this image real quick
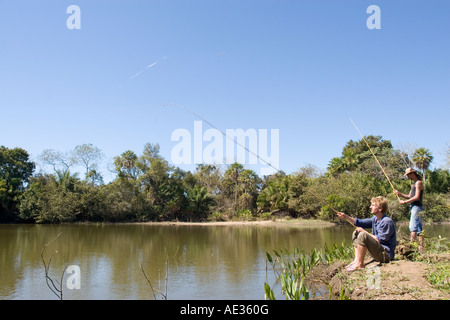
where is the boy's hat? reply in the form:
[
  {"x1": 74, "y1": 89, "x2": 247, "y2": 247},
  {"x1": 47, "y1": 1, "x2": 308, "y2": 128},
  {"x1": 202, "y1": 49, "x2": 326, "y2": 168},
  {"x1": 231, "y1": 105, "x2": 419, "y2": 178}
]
[{"x1": 404, "y1": 167, "x2": 420, "y2": 177}]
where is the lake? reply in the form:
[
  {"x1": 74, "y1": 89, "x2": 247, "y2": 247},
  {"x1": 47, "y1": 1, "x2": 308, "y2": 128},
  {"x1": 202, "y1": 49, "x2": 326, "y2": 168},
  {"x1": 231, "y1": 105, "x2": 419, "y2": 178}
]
[{"x1": 1, "y1": 222, "x2": 448, "y2": 300}]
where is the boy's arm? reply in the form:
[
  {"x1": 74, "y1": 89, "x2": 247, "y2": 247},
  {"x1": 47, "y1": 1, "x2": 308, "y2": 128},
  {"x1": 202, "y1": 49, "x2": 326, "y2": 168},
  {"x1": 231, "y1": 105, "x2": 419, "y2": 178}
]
[
  {"x1": 400, "y1": 181, "x2": 423, "y2": 204},
  {"x1": 393, "y1": 189, "x2": 410, "y2": 199},
  {"x1": 336, "y1": 212, "x2": 356, "y2": 226}
]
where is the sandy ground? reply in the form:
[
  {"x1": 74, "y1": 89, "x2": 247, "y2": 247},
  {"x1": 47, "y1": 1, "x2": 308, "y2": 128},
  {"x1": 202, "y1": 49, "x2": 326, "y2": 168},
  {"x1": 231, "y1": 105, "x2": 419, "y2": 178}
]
[{"x1": 321, "y1": 255, "x2": 450, "y2": 300}]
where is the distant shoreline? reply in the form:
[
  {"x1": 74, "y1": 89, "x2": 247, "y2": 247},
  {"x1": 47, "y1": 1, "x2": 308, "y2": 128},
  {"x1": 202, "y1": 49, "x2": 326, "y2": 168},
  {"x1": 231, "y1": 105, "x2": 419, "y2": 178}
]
[
  {"x1": 4, "y1": 219, "x2": 449, "y2": 226},
  {"x1": 139, "y1": 218, "x2": 339, "y2": 227},
  {"x1": 136, "y1": 218, "x2": 450, "y2": 227}
]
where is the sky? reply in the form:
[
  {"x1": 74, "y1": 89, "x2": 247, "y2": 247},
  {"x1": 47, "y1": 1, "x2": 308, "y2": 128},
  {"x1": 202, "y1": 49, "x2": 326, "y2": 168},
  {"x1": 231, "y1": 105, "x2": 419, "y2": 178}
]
[{"x1": 1, "y1": 0, "x2": 449, "y2": 182}]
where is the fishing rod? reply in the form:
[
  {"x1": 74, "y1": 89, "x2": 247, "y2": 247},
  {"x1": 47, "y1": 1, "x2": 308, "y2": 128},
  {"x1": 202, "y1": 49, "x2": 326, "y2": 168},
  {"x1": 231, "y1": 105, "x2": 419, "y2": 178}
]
[
  {"x1": 349, "y1": 118, "x2": 401, "y2": 202},
  {"x1": 163, "y1": 103, "x2": 276, "y2": 170},
  {"x1": 164, "y1": 103, "x2": 345, "y2": 217}
]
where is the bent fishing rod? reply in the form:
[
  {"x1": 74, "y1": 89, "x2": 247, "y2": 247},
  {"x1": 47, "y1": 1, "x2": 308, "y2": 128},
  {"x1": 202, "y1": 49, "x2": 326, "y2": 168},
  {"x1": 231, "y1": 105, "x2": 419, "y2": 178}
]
[
  {"x1": 349, "y1": 118, "x2": 401, "y2": 202},
  {"x1": 164, "y1": 103, "x2": 274, "y2": 170},
  {"x1": 164, "y1": 103, "x2": 350, "y2": 223}
]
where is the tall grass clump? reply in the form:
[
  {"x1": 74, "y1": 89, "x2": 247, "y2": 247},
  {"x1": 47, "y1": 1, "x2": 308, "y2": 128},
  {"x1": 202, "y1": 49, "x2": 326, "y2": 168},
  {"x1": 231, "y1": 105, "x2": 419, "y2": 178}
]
[{"x1": 264, "y1": 242, "x2": 353, "y2": 300}]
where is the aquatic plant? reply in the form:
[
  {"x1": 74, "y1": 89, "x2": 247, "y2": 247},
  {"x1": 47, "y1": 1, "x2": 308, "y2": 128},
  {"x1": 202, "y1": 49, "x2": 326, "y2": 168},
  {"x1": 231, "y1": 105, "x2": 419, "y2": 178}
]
[{"x1": 264, "y1": 242, "x2": 354, "y2": 300}]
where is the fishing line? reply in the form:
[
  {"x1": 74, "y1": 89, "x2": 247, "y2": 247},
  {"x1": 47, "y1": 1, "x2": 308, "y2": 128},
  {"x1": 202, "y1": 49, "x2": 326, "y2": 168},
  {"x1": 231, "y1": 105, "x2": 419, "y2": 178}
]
[
  {"x1": 164, "y1": 103, "x2": 343, "y2": 216},
  {"x1": 163, "y1": 103, "x2": 278, "y2": 172},
  {"x1": 349, "y1": 118, "x2": 401, "y2": 202}
]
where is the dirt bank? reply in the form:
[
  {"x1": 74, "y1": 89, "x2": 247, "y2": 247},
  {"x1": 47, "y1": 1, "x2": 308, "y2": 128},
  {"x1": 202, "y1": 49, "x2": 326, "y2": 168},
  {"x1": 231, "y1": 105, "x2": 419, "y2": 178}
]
[{"x1": 312, "y1": 254, "x2": 450, "y2": 300}]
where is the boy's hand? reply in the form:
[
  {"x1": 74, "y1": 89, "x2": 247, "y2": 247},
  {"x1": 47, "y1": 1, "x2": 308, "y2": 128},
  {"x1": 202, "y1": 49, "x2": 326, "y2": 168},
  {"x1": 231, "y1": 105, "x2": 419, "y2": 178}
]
[{"x1": 337, "y1": 212, "x2": 346, "y2": 220}]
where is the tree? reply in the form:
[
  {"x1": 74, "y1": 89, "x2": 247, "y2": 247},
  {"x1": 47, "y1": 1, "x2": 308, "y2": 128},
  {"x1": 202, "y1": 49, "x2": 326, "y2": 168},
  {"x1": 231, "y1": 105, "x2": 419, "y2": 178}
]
[
  {"x1": 257, "y1": 173, "x2": 290, "y2": 213},
  {"x1": 73, "y1": 144, "x2": 103, "y2": 177},
  {"x1": 222, "y1": 163, "x2": 244, "y2": 211},
  {"x1": 412, "y1": 147, "x2": 433, "y2": 184},
  {"x1": 328, "y1": 136, "x2": 392, "y2": 175},
  {"x1": 85, "y1": 169, "x2": 104, "y2": 186},
  {"x1": 0, "y1": 146, "x2": 35, "y2": 221},
  {"x1": 137, "y1": 143, "x2": 172, "y2": 205},
  {"x1": 114, "y1": 150, "x2": 139, "y2": 180},
  {"x1": 426, "y1": 168, "x2": 450, "y2": 194},
  {"x1": 19, "y1": 173, "x2": 81, "y2": 223},
  {"x1": 187, "y1": 186, "x2": 215, "y2": 221},
  {"x1": 326, "y1": 136, "x2": 404, "y2": 182},
  {"x1": 39, "y1": 149, "x2": 74, "y2": 175},
  {"x1": 193, "y1": 164, "x2": 222, "y2": 196},
  {"x1": 221, "y1": 163, "x2": 261, "y2": 213}
]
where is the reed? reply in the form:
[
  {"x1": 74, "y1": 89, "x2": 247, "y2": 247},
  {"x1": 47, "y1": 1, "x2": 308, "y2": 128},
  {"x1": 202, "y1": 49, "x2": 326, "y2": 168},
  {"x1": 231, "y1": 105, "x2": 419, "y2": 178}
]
[
  {"x1": 264, "y1": 242, "x2": 354, "y2": 300},
  {"x1": 140, "y1": 257, "x2": 169, "y2": 300},
  {"x1": 41, "y1": 232, "x2": 67, "y2": 300}
]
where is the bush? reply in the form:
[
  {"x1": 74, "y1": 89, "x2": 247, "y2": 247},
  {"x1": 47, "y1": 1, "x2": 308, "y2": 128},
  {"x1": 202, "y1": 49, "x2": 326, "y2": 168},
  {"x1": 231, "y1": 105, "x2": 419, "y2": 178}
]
[{"x1": 423, "y1": 193, "x2": 450, "y2": 222}]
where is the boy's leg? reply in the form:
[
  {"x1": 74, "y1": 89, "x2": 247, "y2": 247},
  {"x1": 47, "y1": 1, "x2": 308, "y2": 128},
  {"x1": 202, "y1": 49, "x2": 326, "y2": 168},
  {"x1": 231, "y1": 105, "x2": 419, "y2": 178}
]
[
  {"x1": 354, "y1": 231, "x2": 390, "y2": 265},
  {"x1": 351, "y1": 231, "x2": 368, "y2": 269},
  {"x1": 353, "y1": 243, "x2": 368, "y2": 269},
  {"x1": 410, "y1": 206, "x2": 424, "y2": 251}
]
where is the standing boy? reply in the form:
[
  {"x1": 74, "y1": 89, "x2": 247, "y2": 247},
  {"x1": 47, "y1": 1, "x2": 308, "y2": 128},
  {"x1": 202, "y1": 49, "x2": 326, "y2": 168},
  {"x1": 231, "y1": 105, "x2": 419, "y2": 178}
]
[{"x1": 394, "y1": 167, "x2": 424, "y2": 251}]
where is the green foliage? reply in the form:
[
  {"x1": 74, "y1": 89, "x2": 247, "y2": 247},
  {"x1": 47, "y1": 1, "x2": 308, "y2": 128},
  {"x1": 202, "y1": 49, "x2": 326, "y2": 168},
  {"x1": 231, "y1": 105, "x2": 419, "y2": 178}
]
[
  {"x1": 186, "y1": 186, "x2": 215, "y2": 221},
  {"x1": 257, "y1": 173, "x2": 290, "y2": 212},
  {"x1": 264, "y1": 282, "x2": 276, "y2": 300},
  {"x1": 0, "y1": 146, "x2": 35, "y2": 222},
  {"x1": 427, "y1": 264, "x2": 450, "y2": 292},
  {"x1": 265, "y1": 243, "x2": 354, "y2": 300},
  {"x1": 19, "y1": 174, "x2": 80, "y2": 223},
  {"x1": 322, "y1": 242, "x2": 354, "y2": 262},
  {"x1": 4, "y1": 136, "x2": 449, "y2": 223},
  {"x1": 426, "y1": 168, "x2": 450, "y2": 193},
  {"x1": 327, "y1": 136, "x2": 403, "y2": 180},
  {"x1": 220, "y1": 163, "x2": 262, "y2": 216},
  {"x1": 412, "y1": 147, "x2": 434, "y2": 183},
  {"x1": 411, "y1": 236, "x2": 450, "y2": 293}
]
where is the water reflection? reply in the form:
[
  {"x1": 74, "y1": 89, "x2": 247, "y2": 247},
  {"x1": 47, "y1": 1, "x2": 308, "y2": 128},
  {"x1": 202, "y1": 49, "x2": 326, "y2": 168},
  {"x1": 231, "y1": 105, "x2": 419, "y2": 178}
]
[{"x1": 0, "y1": 223, "x2": 448, "y2": 300}]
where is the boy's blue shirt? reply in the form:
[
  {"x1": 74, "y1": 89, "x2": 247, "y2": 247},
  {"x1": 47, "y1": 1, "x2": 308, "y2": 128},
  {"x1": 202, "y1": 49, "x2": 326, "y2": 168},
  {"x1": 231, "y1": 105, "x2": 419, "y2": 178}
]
[{"x1": 355, "y1": 215, "x2": 397, "y2": 258}]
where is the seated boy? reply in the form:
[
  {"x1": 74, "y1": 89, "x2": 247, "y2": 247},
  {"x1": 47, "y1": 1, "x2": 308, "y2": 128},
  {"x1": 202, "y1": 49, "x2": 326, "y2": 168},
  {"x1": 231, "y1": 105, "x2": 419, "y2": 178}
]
[{"x1": 337, "y1": 196, "x2": 396, "y2": 271}]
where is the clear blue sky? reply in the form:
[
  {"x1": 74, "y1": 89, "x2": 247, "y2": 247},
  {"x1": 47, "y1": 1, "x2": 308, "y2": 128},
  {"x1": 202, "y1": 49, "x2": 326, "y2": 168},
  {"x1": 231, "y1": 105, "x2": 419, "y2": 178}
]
[{"x1": 1, "y1": 0, "x2": 449, "y2": 181}]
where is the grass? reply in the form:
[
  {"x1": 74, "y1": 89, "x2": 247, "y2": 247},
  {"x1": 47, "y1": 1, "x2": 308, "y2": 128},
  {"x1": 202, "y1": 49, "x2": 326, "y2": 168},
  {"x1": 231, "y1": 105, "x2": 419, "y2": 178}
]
[
  {"x1": 427, "y1": 264, "x2": 450, "y2": 292},
  {"x1": 264, "y1": 242, "x2": 354, "y2": 300},
  {"x1": 421, "y1": 235, "x2": 450, "y2": 293},
  {"x1": 264, "y1": 234, "x2": 450, "y2": 300}
]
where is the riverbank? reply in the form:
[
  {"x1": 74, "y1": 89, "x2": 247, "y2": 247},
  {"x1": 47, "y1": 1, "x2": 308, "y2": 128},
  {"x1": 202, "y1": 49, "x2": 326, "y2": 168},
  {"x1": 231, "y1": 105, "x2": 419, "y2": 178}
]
[
  {"x1": 310, "y1": 237, "x2": 450, "y2": 300},
  {"x1": 140, "y1": 218, "x2": 338, "y2": 227},
  {"x1": 264, "y1": 226, "x2": 450, "y2": 300},
  {"x1": 318, "y1": 255, "x2": 450, "y2": 300},
  {"x1": 138, "y1": 218, "x2": 450, "y2": 232}
]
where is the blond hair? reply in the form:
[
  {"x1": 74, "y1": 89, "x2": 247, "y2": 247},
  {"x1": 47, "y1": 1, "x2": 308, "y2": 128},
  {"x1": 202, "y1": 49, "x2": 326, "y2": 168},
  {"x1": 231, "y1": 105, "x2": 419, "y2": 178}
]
[{"x1": 371, "y1": 196, "x2": 388, "y2": 214}]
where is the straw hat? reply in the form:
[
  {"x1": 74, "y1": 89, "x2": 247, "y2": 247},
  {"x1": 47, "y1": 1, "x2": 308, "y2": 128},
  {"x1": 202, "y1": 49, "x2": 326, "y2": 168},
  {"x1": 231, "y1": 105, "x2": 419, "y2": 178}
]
[
  {"x1": 404, "y1": 168, "x2": 416, "y2": 175},
  {"x1": 404, "y1": 167, "x2": 421, "y2": 177}
]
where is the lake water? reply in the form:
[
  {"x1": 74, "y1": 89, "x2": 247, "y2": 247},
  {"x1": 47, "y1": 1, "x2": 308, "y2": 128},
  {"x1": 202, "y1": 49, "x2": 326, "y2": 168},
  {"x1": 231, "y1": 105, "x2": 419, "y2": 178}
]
[{"x1": 1, "y1": 222, "x2": 448, "y2": 300}]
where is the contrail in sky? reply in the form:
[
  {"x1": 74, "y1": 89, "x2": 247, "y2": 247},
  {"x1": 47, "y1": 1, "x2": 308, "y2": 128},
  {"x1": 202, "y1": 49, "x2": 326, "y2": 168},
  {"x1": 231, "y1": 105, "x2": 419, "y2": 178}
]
[
  {"x1": 129, "y1": 56, "x2": 166, "y2": 79},
  {"x1": 118, "y1": 56, "x2": 167, "y2": 86}
]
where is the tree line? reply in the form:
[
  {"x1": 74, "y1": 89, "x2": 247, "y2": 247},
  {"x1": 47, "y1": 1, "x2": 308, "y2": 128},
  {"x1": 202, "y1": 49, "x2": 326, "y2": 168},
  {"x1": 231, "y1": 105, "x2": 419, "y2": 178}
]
[{"x1": 1, "y1": 136, "x2": 449, "y2": 223}]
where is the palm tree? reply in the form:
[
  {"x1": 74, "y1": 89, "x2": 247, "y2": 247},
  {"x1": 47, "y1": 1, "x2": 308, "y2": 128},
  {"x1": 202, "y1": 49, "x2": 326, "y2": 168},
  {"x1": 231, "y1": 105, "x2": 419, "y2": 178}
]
[
  {"x1": 188, "y1": 186, "x2": 215, "y2": 220},
  {"x1": 412, "y1": 147, "x2": 433, "y2": 184}
]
